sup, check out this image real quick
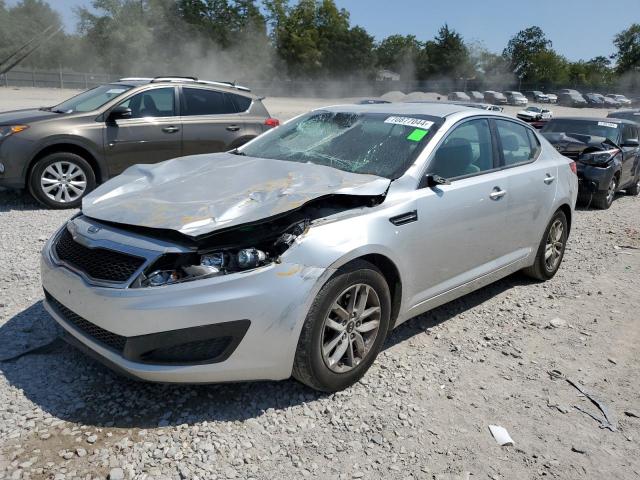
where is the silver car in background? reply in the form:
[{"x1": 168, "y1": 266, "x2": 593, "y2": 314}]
[{"x1": 41, "y1": 104, "x2": 578, "y2": 392}]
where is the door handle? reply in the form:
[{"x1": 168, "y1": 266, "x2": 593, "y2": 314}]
[
  {"x1": 489, "y1": 187, "x2": 507, "y2": 200},
  {"x1": 544, "y1": 174, "x2": 555, "y2": 184},
  {"x1": 226, "y1": 125, "x2": 240, "y2": 132},
  {"x1": 162, "y1": 126, "x2": 179, "y2": 133}
]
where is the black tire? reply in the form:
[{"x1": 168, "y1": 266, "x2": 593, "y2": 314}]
[
  {"x1": 292, "y1": 260, "x2": 391, "y2": 392},
  {"x1": 626, "y1": 175, "x2": 640, "y2": 196},
  {"x1": 592, "y1": 175, "x2": 618, "y2": 210},
  {"x1": 523, "y1": 210, "x2": 568, "y2": 281},
  {"x1": 29, "y1": 152, "x2": 96, "y2": 209}
]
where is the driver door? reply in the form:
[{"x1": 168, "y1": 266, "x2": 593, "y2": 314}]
[{"x1": 104, "y1": 86, "x2": 182, "y2": 177}]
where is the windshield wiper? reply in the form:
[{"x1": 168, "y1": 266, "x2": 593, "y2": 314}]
[{"x1": 230, "y1": 148, "x2": 246, "y2": 156}]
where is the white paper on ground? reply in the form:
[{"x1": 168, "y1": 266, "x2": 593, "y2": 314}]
[{"x1": 489, "y1": 425, "x2": 514, "y2": 446}]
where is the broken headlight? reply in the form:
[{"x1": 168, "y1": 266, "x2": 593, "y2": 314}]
[
  {"x1": 136, "y1": 248, "x2": 271, "y2": 288},
  {"x1": 579, "y1": 148, "x2": 620, "y2": 166}
]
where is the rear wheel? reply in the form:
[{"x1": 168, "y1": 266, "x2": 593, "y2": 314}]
[
  {"x1": 292, "y1": 260, "x2": 391, "y2": 392},
  {"x1": 592, "y1": 175, "x2": 617, "y2": 209},
  {"x1": 29, "y1": 152, "x2": 96, "y2": 209},
  {"x1": 523, "y1": 210, "x2": 568, "y2": 281}
]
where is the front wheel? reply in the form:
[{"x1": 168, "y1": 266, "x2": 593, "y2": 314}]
[
  {"x1": 523, "y1": 210, "x2": 568, "y2": 281},
  {"x1": 592, "y1": 175, "x2": 617, "y2": 209},
  {"x1": 292, "y1": 260, "x2": 391, "y2": 392},
  {"x1": 29, "y1": 152, "x2": 96, "y2": 209}
]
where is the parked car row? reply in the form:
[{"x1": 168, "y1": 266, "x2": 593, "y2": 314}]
[{"x1": 449, "y1": 89, "x2": 636, "y2": 109}]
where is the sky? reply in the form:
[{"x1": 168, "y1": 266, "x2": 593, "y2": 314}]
[{"x1": 8, "y1": 0, "x2": 637, "y2": 61}]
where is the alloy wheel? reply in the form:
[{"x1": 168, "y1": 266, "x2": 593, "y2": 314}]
[
  {"x1": 544, "y1": 219, "x2": 564, "y2": 272},
  {"x1": 40, "y1": 161, "x2": 87, "y2": 204},
  {"x1": 606, "y1": 177, "x2": 617, "y2": 205},
  {"x1": 321, "y1": 283, "x2": 381, "y2": 373}
]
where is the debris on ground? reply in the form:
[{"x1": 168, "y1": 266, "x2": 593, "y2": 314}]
[
  {"x1": 488, "y1": 425, "x2": 514, "y2": 446},
  {"x1": 567, "y1": 378, "x2": 617, "y2": 432}
]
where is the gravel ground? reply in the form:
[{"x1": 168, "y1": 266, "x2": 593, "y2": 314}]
[{"x1": 1, "y1": 88, "x2": 640, "y2": 480}]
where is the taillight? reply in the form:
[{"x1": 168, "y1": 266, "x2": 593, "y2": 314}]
[
  {"x1": 569, "y1": 161, "x2": 577, "y2": 175},
  {"x1": 264, "y1": 118, "x2": 280, "y2": 128}
]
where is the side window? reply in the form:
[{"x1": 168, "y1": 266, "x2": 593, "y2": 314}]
[
  {"x1": 495, "y1": 120, "x2": 534, "y2": 166},
  {"x1": 117, "y1": 88, "x2": 175, "y2": 119},
  {"x1": 527, "y1": 128, "x2": 542, "y2": 158},
  {"x1": 622, "y1": 124, "x2": 637, "y2": 143},
  {"x1": 231, "y1": 94, "x2": 252, "y2": 112},
  {"x1": 427, "y1": 119, "x2": 494, "y2": 179},
  {"x1": 183, "y1": 88, "x2": 237, "y2": 116}
]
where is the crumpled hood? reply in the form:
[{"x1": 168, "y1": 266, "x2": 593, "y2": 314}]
[
  {"x1": 541, "y1": 132, "x2": 616, "y2": 156},
  {"x1": 0, "y1": 108, "x2": 60, "y2": 124},
  {"x1": 82, "y1": 153, "x2": 391, "y2": 237}
]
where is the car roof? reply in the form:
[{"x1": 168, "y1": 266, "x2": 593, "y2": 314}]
[
  {"x1": 549, "y1": 116, "x2": 636, "y2": 125},
  {"x1": 110, "y1": 77, "x2": 254, "y2": 96},
  {"x1": 319, "y1": 101, "x2": 511, "y2": 119}
]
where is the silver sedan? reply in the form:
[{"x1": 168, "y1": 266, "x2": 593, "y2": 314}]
[{"x1": 41, "y1": 103, "x2": 578, "y2": 391}]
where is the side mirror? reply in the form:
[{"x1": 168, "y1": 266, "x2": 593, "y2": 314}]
[
  {"x1": 421, "y1": 174, "x2": 451, "y2": 189},
  {"x1": 623, "y1": 139, "x2": 639, "y2": 147},
  {"x1": 107, "y1": 106, "x2": 132, "y2": 122}
]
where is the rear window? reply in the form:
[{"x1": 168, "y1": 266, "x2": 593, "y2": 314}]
[
  {"x1": 241, "y1": 111, "x2": 442, "y2": 179},
  {"x1": 183, "y1": 88, "x2": 236, "y2": 115},
  {"x1": 231, "y1": 94, "x2": 252, "y2": 112},
  {"x1": 495, "y1": 120, "x2": 536, "y2": 166}
]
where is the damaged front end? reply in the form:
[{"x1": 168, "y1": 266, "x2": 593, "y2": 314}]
[{"x1": 86, "y1": 192, "x2": 385, "y2": 289}]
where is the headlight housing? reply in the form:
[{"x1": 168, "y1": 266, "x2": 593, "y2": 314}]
[
  {"x1": 0, "y1": 125, "x2": 29, "y2": 139},
  {"x1": 579, "y1": 148, "x2": 620, "y2": 166},
  {"x1": 134, "y1": 247, "x2": 271, "y2": 288}
]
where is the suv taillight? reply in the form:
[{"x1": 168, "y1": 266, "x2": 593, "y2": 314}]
[
  {"x1": 264, "y1": 118, "x2": 280, "y2": 128},
  {"x1": 569, "y1": 161, "x2": 577, "y2": 175}
]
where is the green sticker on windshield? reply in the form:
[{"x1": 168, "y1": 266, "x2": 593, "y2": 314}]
[{"x1": 407, "y1": 128, "x2": 428, "y2": 142}]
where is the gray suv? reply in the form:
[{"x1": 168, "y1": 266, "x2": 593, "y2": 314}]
[{"x1": 0, "y1": 76, "x2": 278, "y2": 208}]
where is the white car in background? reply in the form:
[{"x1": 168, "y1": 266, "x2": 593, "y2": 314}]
[
  {"x1": 606, "y1": 94, "x2": 632, "y2": 107},
  {"x1": 546, "y1": 93, "x2": 558, "y2": 104},
  {"x1": 517, "y1": 106, "x2": 553, "y2": 122}
]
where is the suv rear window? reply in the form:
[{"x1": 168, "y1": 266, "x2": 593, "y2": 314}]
[
  {"x1": 183, "y1": 88, "x2": 237, "y2": 116},
  {"x1": 231, "y1": 94, "x2": 252, "y2": 112}
]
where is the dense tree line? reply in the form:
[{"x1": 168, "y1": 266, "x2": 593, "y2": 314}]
[{"x1": 1, "y1": 0, "x2": 639, "y2": 91}]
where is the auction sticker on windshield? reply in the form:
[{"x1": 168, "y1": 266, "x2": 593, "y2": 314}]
[
  {"x1": 385, "y1": 116, "x2": 434, "y2": 129},
  {"x1": 597, "y1": 122, "x2": 618, "y2": 128}
]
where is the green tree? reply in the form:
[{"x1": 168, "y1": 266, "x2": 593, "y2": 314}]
[
  {"x1": 613, "y1": 23, "x2": 640, "y2": 74},
  {"x1": 0, "y1": 0, "x2": 69, "y2": 71},
  {"x1": 503, "y1": 26, "x2": 552, "y2": 82},
  {"x1": 375, "y1": 34, "x2": 422, "y2": 72},
  {"x1": 423, "y1": 24, "x2": 473, "y2": 79}
]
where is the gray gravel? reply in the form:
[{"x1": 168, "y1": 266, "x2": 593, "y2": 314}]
[{"x1": 1, "y1": 88, "x2": 640, "y2": 479}]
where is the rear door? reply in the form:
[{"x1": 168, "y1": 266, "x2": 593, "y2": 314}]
[
  {"x1": 180, "y1": 86, "x2": 248, "y2": 155},
  {"x1": 495, "y1": 119, "x2": 557, "y2": 257},
  {"x1": 104, "y1": 86, "x2": 181, "y2": 176}
]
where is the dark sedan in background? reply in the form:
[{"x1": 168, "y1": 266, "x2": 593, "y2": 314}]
[
  {"x1": 542, "y1": 117, "x2": 640, "y2": 208},
  {"x1": 0, "y1": 76, "x2": 279, "y2": 208}
]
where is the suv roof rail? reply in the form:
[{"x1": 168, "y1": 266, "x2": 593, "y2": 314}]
[
  {"x1": 150, "y1": 76, "x2": 199, "y2": 83},
  {"x1": 118, "y1": 77, "x2": 153, "y2": 81},
  {"x1": 119, "y1": 75, "x2": 251, "y2": 92}
]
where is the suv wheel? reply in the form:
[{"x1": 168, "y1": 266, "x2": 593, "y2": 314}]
[
  {"x1": 292, "y1": 260, "x2": 391, "y2": 392},
  {"x1": 29, "y1": 152, "x2": 96, "y2": 209},
  {"x1": 523, "y1": 210, "x2": 568, "y2": 281},
  {"x1": 592, "y1": 175, "x2": 617, "y2": 209}
]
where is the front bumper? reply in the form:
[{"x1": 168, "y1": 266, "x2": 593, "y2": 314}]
[
  {"x1": 576, "y1": 162, "x2": 616, "y2": 195},
  {"x1": 41, "y1": 231, "x2": 331, "y2": 383}
]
